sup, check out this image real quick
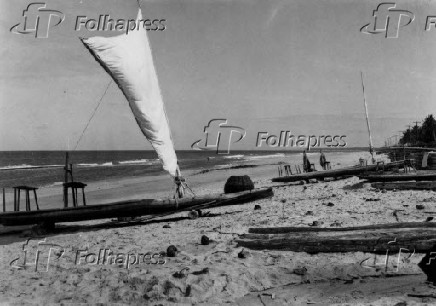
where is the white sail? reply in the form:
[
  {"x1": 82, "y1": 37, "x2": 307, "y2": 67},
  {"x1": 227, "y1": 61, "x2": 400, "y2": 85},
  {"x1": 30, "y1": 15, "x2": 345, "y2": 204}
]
[{"x1": 81, "y1": 9, "x2": 178, "y2": 176}]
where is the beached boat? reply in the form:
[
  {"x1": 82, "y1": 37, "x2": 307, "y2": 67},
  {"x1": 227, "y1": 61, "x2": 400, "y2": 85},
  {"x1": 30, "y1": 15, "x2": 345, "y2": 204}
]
[
  {"x1": 371, "y1": 181, "x2": 436, "y2": 191},
  {"x1": 359, "y1": 172, "x2": 436, "y2": 182},
  {"x1": 271, "y1": 160, "x2": 405, "y2": 183},
  {"x1": 0, "y1": 187, "x2": 273, "y2": 226},
  {"x1": 0, "y1": 5, "x2": 275, "y2": 229}
]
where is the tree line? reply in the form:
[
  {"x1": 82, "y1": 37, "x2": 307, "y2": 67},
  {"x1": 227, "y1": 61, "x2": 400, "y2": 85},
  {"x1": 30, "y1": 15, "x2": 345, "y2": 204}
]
[{"x1": 399, "y1": 114, "x2": 436, "y2": 147}]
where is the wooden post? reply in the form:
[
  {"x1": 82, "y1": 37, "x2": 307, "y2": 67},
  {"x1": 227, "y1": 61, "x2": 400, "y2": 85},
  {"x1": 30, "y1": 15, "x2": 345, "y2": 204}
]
[
  {"x1": 33, "y1": 189, "x2": 39, "y2": 210},
  {"x1": 63, "y1": 152, "x2": 69, "y2": 208},
  {"x1": 13, "y1": 188, "x2": 16, "y2": 211},
  {"x1": 2, "y1": 188, "x2": 5, "y2": 212}
]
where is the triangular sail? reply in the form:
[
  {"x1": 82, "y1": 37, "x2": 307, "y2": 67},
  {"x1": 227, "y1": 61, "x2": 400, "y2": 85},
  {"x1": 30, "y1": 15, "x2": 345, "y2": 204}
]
[{"x1": 81, "y1": 9, "x2": 178, "y2": 176}]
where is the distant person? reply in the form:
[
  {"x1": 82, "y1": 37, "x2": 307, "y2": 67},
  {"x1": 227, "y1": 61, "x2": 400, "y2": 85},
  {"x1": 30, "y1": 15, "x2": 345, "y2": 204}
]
[
  {"x1": 303, "y1": 150, "x2": 312, "y2": 172},
  {"x1": 319, "y1": 150, "x2": 327, "y2": 170}
]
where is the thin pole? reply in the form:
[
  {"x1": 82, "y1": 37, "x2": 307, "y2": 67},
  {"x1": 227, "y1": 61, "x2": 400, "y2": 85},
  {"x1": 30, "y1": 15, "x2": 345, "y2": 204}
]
[
  {"x1": 2, "y1": 188, "x2": 5, "y2": 212},
  {"x1": 361, "y1": 71, "x2": 375, "y2": 163},
  {"x1": 413, "y1": 121, "x2": 420, "y2": 145},
  {"x1": 64, "y1": 152, "x2": 69, "y2": 208}
]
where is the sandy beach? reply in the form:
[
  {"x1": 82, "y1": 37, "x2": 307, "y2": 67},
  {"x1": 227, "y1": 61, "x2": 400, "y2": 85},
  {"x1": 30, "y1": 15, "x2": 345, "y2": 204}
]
[{"x1": 0, "y1": 151, "x2": 435, "y2": 305}]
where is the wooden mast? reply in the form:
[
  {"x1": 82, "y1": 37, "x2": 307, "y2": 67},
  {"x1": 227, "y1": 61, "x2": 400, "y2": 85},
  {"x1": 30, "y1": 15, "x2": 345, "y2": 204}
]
[{"x1": 361, "y1": 71, "x2": 375, "y2": 163}]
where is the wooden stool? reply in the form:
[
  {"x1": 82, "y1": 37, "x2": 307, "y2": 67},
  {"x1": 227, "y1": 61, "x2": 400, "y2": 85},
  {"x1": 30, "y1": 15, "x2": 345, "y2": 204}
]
[
  {"x1": 324, "y1": 161, "x2": 331, "y2": 170},
  {"x1": 310, "y1": 163, "x2": 316, "y2": 171},
  {"x1": 404, "y1": 159, "x2": 416, "y2": 173},
  {"x1": 284, "y1": 164, "x2": 292, "y2": 176},
  {"x1": 376, "y1": 161, "x2": 385, "y2": 172},
  {"x1": 295, "y1": 165, "x2": 302, "y2": 174},
  {"x1": 13, "y1": 186, "x2": 39, "y2": 212},
  {"x1": 278, "y1": 165, "x2": 283, "y2": 177},
  {"x1": 63, "y1": 182, "x2": 87, "y2": 208}
]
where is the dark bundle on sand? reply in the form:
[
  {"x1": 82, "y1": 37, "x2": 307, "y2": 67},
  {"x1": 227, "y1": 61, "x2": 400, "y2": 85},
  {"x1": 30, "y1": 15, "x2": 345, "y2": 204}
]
[
  {"x1": 418, "y1": 244, "x2": 436, "y2": 284},
  {"x1": 224, "y1": 175, "x2": 254, "y2": 193}
]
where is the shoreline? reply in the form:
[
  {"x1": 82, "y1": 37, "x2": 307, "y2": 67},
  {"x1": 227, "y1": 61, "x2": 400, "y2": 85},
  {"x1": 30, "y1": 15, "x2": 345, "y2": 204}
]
[{"x1": 1, "y1": 150, "x2": 435, "y2": 305}]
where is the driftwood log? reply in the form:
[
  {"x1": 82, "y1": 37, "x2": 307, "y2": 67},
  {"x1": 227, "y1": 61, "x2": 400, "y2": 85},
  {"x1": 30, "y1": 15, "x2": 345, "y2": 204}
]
[
  {"x1": 272, "y1": 160, "x2": 405, "y2": 183},
  {"x1": 371, "y1": 181, "x2": 436, "y2": 191},
  {"x1": 237, "y1": 223, "x2": 436, "y2": 253},
  {"x1": 248, "y1": 222, "x2": 436, "y2": 234},
  {"x1": 0, "y1": 187, "x2": 273, "y2": 226},
  {"x1": 361, "y1": 173, "x2": 436, "y2": 183}
]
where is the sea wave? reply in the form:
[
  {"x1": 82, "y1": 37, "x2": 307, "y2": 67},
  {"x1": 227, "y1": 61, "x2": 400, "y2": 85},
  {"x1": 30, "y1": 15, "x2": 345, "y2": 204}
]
[
  {"x1": 215, "y1": 164, "x2": 235, "y2": 169},
  {"x1": 77, "y1": 159, "x2": 158, "y2": 167},
  {"x1": 244, "y1": 153, "x2": 286, "y2": 160},
  {"x1": 77, "y1": 162, "x2": 114, "y2": 167},
  {"x1": 0, "y1": 164, "x2": 63, "y2": 170},
  {"x1": 222, "y1": 155, "x2": 245, "y2": 159},
  {"x1": 118, "y1": 159, "x2": 149, "y2": 165},
  {"x1": 0, "y1": 159, "x2": 158, "y2": 170}
]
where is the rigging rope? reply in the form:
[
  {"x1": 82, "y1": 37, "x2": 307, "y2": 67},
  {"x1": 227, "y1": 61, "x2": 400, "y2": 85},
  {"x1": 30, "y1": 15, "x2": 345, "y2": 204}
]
[{"x1": 73, "y1": 80, "x2": 112, "y2": 151}]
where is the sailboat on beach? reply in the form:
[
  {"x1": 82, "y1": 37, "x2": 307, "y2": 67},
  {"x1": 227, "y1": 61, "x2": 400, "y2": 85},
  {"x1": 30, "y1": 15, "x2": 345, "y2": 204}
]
[
  {"x1": 81, "y1": 8, "x2": 187, "y2": 197},
  {"x1": 0, "y1": 6, "x2": 273, "y2": 228}
]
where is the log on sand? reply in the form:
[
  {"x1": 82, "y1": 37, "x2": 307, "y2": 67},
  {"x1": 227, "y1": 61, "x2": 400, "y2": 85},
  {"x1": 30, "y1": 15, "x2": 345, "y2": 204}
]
[
  {"x1": 0, "y1": 187, "x2": 273, "y2": 226},
  {"x1": 360, "y1": 173, "x2": 436, "y2": 183},
  {"x1": 237, "y1": 223, "x2": 436, "y2": 253},
  {"x1": 248, "y1": 222, "x2": 436, "y2": 234},
  {"x1": 272, "y1": 161, "x2": 405, "y2": 183},
  {"x1": 371, "y1": 181, "x2": 436, "y2": 190}
]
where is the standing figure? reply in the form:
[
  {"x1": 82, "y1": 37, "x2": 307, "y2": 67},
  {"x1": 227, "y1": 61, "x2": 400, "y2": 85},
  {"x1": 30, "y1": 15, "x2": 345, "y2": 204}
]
[
  {"x1": 319, "y1": 150, "x2": 327, "y2": 170},
  {"x1": 303, "y1": 150, "x2": 312, "y2": 172}
]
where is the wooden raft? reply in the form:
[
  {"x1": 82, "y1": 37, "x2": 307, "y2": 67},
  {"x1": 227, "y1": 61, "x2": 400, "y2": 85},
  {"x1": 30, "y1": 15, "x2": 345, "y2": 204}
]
[
  {"x1": 236, "y1": 222, "x2": 436, "y2": 253},
  {"x1": 0, "y1": 187, "x2": 273, "y2": 226},
  {"x1": 272, "y1": 160, "x2": 405, "y2": 183},
  {"x1": 371, "y1": 181, "x2": 436, "y2": 191},
  {"x1": 360, "y1": 172, "x2": 436, "y2": 183}
]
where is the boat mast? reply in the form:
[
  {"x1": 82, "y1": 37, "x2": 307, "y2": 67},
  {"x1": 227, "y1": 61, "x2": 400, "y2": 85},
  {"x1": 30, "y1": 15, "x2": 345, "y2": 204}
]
[{"x1": 360, "y1": 71, "x2": 375, "y2": 163}]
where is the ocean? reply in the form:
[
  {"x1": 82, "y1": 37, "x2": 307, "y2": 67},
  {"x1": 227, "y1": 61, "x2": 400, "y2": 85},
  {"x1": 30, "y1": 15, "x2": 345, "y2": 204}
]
[{"x1": 0, "y1": 149, "x2": 368, "y2": 188}]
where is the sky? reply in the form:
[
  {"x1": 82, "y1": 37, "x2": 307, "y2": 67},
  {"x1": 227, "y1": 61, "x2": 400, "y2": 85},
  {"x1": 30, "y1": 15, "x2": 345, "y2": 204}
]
[{"x1": 0, "y1": 0, "x2": 435, "y2": 151}]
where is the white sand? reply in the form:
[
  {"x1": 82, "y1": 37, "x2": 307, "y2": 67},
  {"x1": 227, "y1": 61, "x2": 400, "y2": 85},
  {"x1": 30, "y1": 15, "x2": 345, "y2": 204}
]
[{"x1": 0, "y1": 151, "x2": 435, "y2": 305}]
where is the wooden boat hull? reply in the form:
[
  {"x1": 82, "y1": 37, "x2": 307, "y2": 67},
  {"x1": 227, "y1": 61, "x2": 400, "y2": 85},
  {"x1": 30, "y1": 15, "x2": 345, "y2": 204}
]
[
  {"x1": 360, "y1": 173, "x2": 436, "y2": 182},
  {"x1": 0, "y1": 187, "x2": 273, "y2": 226},
  {"x1": 271, "y1": 161, "x2": 404, "y2": 183}
]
